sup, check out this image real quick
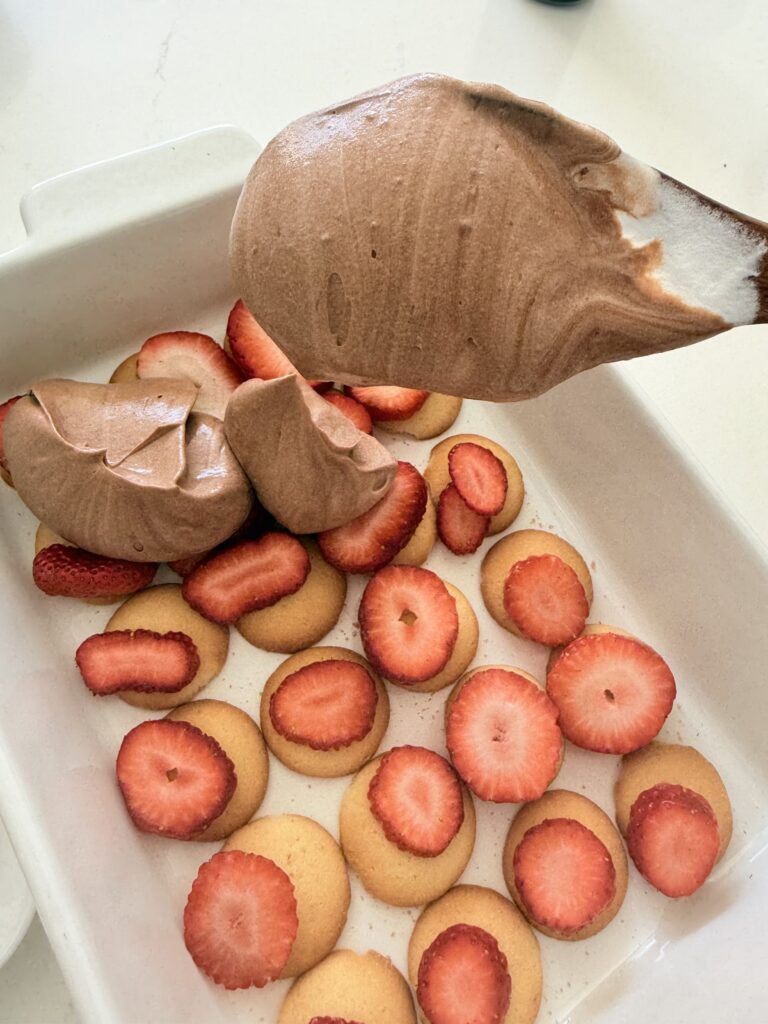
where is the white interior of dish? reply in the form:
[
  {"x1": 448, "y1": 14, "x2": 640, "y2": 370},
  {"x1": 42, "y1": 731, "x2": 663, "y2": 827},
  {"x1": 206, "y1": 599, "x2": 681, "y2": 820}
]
[{"x1": 0, "y1": 128, "x2": 766, "y2": 1024}]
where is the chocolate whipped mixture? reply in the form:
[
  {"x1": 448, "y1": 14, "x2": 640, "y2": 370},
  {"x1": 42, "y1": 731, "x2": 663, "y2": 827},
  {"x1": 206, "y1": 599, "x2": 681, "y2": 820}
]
[{"x1": 231, "y1": 73, "x2": 764, "y2": 401}]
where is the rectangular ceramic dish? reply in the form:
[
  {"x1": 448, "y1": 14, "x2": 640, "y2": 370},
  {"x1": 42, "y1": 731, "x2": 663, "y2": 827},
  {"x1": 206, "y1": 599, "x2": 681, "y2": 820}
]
[{"x1": 0, "y1": 128, "x2": 766, "y2": 1024}]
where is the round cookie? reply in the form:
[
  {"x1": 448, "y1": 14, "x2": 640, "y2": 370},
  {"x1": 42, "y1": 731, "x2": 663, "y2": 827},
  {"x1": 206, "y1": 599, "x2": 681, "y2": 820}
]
[
  {"x1": 385, "y1": 582, "x2": 478, "y2": 694},
  {"x1": 166, "y1": 699, "x2": 268, "y2": 841},
  {"x1": 236, "y1": 540, "x2": 346, "y2": 653},
  {"x1": 261, "y1": 646, "x2": 389, "y2": 777},
  {"x1": 106, "y1": 583, "x2": 229, "y2": 710},
  {"x1": 278, "y1": 948, "x2": 416, "y2": 1024},
  {"x1": 109, "y1": 352, "x2": 139, "y2": 383},
  {"x1": 481, "y1": 529, "x2": 593, "y2": 639},
  {"x1": 502, "y1": 789, "x2": 628, "y2": 941},
  {"x1": 391, "y1": 498, "x2": 437, "y2": 567},
  {"x1": 339, "y1": 754, "x2": 476, "y2": 907},
  {"x1": 224, "y1": 814, "x2": 350, "y2": 978},
  {"x1": 376, "y1": 393, "x2": 463, "y2": 440},
  {"x1": 408, "y1": 884, "x2": 542, "y2": 1024},
  {"x1": 424, "y1": 433, "x2": 524, "y2": 534},
  {"x1": 615, "y1": 742, "x2": 732, "y2": 860},
  {"x1": 546, "y1": 622, "x2": 632, "y2": 673}
]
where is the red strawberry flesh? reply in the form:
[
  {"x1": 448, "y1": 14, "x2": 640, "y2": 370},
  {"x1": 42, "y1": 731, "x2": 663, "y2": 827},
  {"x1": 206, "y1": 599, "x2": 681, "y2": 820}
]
[
  {"x1": 417, "y1": 923, "x2": 511, "y2": 1024},
  {"x1": 75, "y1": 629, "x2": 199, "y2": 695},
  {"x1": 137, "y1": 331, "x2": 243, "y2": 417},
  {"x1": 546, "y1": 632, "x2": 676, "y2": 754},
  {"x1": 0, "y1": 396, "x2": 22, "y2": 473},
  {"x1": 446, "y1": 668, "x2": 562, "y2": 803},
  {"x1": 344, "y1": 384, "x2": 429, "y2": 421},
  {"x1": 116, "y1": 719, "x2": 236, "y2": 839},
  {"x1": 437, "y1": 483, "x2": 489, "y2": 555},
  {"x1": 368, "y1": 746, "x2": 464, "y2": 857},
  {"x1": 322, "y1": 390, "x2": 373, "y2": 434},
  {"x1": 318, "y1": 461, "x2": 427, "y2": 574},
  {"x1": 503, "y1": 554, "x2": 588, "y2": 646},
  {"x1": 270, "y1": 659, "x2": 379, "y2": 750},
  {"x1": 32, "y1": 544, "x2": 157, "y2": 598},
  {"x1": 184, "y1": 850, "x2": 298, "y2": 989},
  {"x1": 182, "y1": 533, "x2": 310, "y2": 624},
  {"x1": 359, "y1": 565, "x2": 458, "y2": 683},
  {"x1": 627, "y1": 783, "x2": 719, "y2": 898},
  {"x1": 226, "y1": 299, "x2": 328, "y2": 390},
  {"x1": 448, "y1": 442, "x2": 508, "y2": 517},
  {"x1": 309, "y1": 1018, "x2": 362, "y2": 1024},
  {"x1": 513, "y1": 817, "x2": 616, "y2": 934}
]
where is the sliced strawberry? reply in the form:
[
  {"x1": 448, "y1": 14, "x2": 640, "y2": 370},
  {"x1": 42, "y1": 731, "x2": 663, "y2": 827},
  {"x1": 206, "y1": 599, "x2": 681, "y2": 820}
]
[
  {"x1": 359, "y1": 566, "x2": 458, "y2": 683},
  {"x1": 270, "y1": 659, "x2": 378, "y2": 750},
  {"x1": 0, "y1": 396, "x2": 22, "y2": 474},
  {"x1": 309, "y1": 1019, "x2": 362, "y2": 1024},
  {"x1": 368, "y1": 746, "x2": 464, "y2": 856},
  {"x1": 226, "y1": 299, "x2": 329, "y2": 390},
  {"x1": 32, "y1": 544, "x2": 157, "y2": 599},
  {"x1": 513, "y1": 817, "x2": 616, "y2": 934},
  {"x1": 75, "y1": 629, "x2": 199, "y2": 695},
  {"x1": 184, "y1": 850, "x2": 298, "y2": 989},
  {"x1": 182, "y1": 533, "x2": 310, "y2": 624},
  {"x1": 437, "y1": 483, "x2": 489, "y2": 554},
  {"x1": 116, "y1": 719, "x2": 236, "y2": 839},
  {"x1": 417, "y1": 923, "x2": 511, "y2": 1024},
  {"x1": 322, "y1": 390, "x2": 373, "y2": 434},
  {"x1": 545, "y1": 633, "x2": 676, "y2": 754},
  {"x1": 627, "y1": 783, "x2": 719, "y2": 898},
  {"x1": 318, "y1": 461, "x2": 427, "y2": 574},
  {"x1": 344, "y1": 384, "x2": 429, "y2": 421},
  {"x1": 503, "y1": 554, "x2": 588, "y2": 646},
  {"x1": 137, "y1": 331, "x2": 244, "y2": 418},
  {"x1": 168, "y1": 553, "x2": 209, "y2": 577},
  {"x1": 446, "y1": 668, "x2": 562, "y2": 803},
  {"x1": 448, "y1": 442, "x2": 508, "y2": 517}
]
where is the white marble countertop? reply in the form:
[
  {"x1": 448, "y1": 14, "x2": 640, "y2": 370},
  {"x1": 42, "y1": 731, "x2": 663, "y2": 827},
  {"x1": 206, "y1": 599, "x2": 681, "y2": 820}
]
[{"x1": 1, "y1": 0, "x2": 766, "y2": 1020}]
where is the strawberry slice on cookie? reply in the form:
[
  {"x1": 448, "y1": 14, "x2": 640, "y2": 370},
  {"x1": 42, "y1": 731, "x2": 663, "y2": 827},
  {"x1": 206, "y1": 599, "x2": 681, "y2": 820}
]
[
  {"x1": 448, "y1": 441, "x2": 508, "y2": 517},
  {"x1": 513, "y1": 818, "x2": 616, "y2": 936},
  {"x1": 269, "y1": 659, "x2": 379, "y2": 751},
  {"x1": 75, "y1": 628, "x2": 199, "y2": 695},
  {"x1": 437, "y1": 483, "x2": 490, "y2": 555},
  {"x1": 322, "y1": 390, "x2": 373, "y2": 434},
  {"x1": 359, "y1": 565, "x2": 459, "y2": 684},
  {"x1": 344, "y1": 384, "x2": 429, "y2": 421},
  {"x1": 627, "y1": 783, "x2": 720, "y2": 897},
  {"x1": 446, "y1": 668, "x2": 563, "y2": 803},
  {"x1": 546, "y1": 632, "x2": 676, "y2": 754},
  {"x1": 416, "y1": 923, "x2": 511, "y2": 1024},
  {"x1": 504, "y1": 554, "x2": 589, "y2": 646},
  {"x1": 182, "y1": 533, "x2": 311, "y2": 624},
  {"x1": 116, "y1": 719, "x2": 236, "y2": 839},
  {"x1": 184, "y1": 850, "x2": 299, "y2": 989},
  {"x1": 226, "y1": 299, "x2": 330, "y2": 391},
  {"x1": 318, "y1": 461, "x2": 427, "y2": 574},
  {"x1": 368, "y1": 746, "x2": 465, "y2": 857},
  {"x1": 137, "y1": 330, "x2": 244, "y2": 418}
]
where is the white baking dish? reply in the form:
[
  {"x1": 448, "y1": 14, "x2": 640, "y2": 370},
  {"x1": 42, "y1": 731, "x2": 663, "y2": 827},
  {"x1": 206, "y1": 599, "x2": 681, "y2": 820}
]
[{"x1": 0, "y1": 128, "x2": 766, "y2": 1024}]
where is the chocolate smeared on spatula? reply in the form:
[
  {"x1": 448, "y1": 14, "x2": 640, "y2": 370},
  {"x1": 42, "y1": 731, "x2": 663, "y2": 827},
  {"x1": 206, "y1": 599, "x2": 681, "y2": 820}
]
[{"x1": 231, "y1": 73, "x2": 767, "y2": 402}]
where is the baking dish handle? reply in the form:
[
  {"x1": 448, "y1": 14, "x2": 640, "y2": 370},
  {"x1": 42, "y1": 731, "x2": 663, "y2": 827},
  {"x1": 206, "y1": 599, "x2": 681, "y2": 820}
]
[{"x1": 17, "y1": 125, "x2": 260, "y2": 247}]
